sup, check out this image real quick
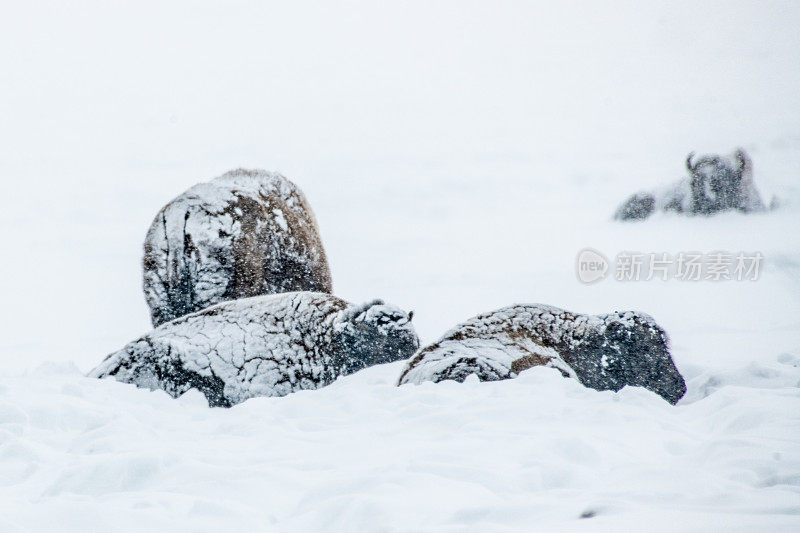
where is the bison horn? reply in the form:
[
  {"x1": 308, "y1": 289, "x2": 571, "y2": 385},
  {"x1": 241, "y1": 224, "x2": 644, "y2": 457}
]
[
  {"x1": 734, "y1": 148, "x2": 747, "y2": 171},
  {"x1": 686, "y1": 152, "x2": 696, "y2": 173}
]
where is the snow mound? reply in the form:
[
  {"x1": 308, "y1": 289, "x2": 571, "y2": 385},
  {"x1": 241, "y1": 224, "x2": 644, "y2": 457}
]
[
  {"x1": 2, "y1": 359, "x2": 799, "y2": 531},
  {"x1": 143, "y1": 169, "x2": 333, "y2": 326},
  {"x1": 90, "y1": 292, "x2": 418, "y2": 406},
  {"x1": 398, "y1": 303, "x2": 686, "y2": 404}
]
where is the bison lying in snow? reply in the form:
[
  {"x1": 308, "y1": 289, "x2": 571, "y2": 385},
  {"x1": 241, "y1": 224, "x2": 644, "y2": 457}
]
[
  {"x1": 614, "y1": 148, "x2": 767, "y2": 221},
  {"x1": 143, "y1": 169, "x2": 333, "y2": 326},
  {"x1": 92, "y1": 292, "x2": 419, "y2": 407},
  {"x1": 397, "y1": 303, "x2": 686, "y2": 404}
]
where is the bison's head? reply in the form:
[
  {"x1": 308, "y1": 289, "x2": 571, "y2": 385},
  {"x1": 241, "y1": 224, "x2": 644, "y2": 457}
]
[
  {"x1": 332, "y1": 300, "x2": 420, "y2": 374},
  {"x1": 685, "y1": 148, "x2": 750, "y2": 214}
]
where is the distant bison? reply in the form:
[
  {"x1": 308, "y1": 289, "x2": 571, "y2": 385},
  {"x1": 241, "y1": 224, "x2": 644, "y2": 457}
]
[
  {"x1": 398, "y1": 303, "x2": 686, "y2": 404},
  {"x1": 143, "y1": 169, "x2": 332, "y2": 326},
  {"x1": 91, "y1": 292, "x2": 419, "y2": 407},
  {"x1": 614, "y1": 148, "x2": 766, "y2": 221}
]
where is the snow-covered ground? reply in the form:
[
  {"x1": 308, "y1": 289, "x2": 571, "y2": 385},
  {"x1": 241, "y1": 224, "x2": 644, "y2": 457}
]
[{"x1": 1, "y1": 1, "x2": 799, "y2": 531}]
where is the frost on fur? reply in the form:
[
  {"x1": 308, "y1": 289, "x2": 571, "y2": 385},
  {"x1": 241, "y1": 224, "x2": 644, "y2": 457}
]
[
  {"x1": 398, "y1": 304, "x2": 686, "y2": 404},
  {"x1": 91, "y1": 292, "x2": 419, "y2": 407},
  {"x1": 614, "y1": 149, "x2": 766, "y2": 221},
  {"x1": 143, "y1": 169, "x2": 333, "y2": 326}
]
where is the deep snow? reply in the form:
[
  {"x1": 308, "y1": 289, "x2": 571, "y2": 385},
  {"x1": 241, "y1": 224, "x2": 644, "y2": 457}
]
[{"x1": 1, "y1": 1, "x2": 800, "y2": 531}]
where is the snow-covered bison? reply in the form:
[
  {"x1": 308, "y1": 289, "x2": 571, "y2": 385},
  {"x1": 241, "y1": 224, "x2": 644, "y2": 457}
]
[
  {"x1": 143, "y1": 169, "x2": 332, "y2": 326},
  {"x1": 91, "y1": 292, "x2": 419, "y2": 407},
  {"x1": 397, "y1": 304, "x2": 686, "y2": 404},
  {"x1": 614, "y1": 148, "x2": 766, "y2": 221}
]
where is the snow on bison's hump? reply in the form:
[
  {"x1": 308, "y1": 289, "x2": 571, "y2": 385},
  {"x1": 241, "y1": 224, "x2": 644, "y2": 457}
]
[{"x1": 143, "y1": 169, "x2": 333, "y2": 327}]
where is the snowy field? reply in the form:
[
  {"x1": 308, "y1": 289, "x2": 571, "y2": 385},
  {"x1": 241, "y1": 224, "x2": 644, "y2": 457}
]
[{"x1": 2, "y1": 1, "x2": 800, "y2": 531}]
